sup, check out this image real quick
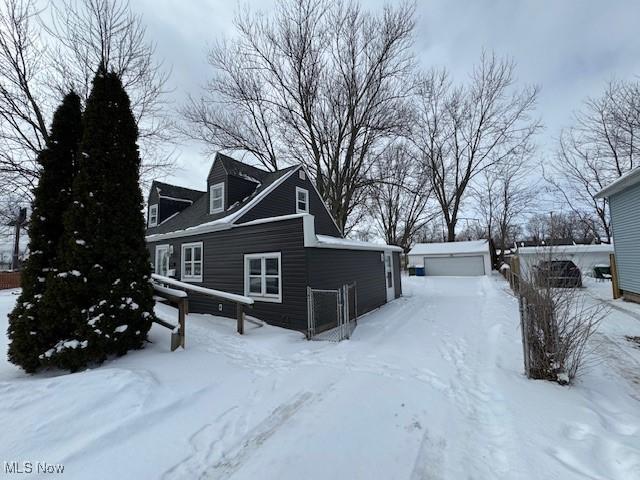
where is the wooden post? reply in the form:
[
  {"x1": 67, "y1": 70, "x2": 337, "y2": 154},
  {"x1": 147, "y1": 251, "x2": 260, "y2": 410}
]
[
  {"x1": 237, "y1": 303, "x2": 244, "y2": 335},
  {"x1": 178, "y1": 298, "x2": 186, "y2": 348},
  {"x1": 610, "y1": 253, "x2": 622, "y2": 299},
  {"x1": 519, "y1": 296, "x2": 531, "y2": 378}
]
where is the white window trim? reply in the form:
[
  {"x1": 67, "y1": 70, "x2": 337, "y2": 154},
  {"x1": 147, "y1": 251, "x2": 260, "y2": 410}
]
[
  {"x1": 148, "y1": 204, "x2": 158, "y2": 227},
  {"x1": 154, "y1": 244, "x2": 170, "y2": 275},
  {"x1": 244, "y1": 252, "x2": 282, "y2": 303},
  {"x1": 181, "y1": 242, "x2": 203, "y2": 282},
  {"x1": 209, "y1": 182, "x2": 225, "y2": 214},
  {"x1": 295, "y1": 187, "x2": 309, "y2": 214}
]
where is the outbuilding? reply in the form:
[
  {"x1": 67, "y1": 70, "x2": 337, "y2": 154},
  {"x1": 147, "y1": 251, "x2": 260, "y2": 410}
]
[
  {"x1": 515, "y1": 244, "x2": 614, "y2": 279},
  {"x1": 596, "y1": 167, "x2": 640, "y2": 303},
  {"x1": 408, "y1": 240, "x2": 492, "y2": 276}
]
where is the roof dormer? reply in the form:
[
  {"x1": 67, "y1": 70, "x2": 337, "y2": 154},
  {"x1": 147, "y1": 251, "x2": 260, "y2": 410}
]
[{"x1": 206, "y1": 153, "x2": 269, "y2": 214}]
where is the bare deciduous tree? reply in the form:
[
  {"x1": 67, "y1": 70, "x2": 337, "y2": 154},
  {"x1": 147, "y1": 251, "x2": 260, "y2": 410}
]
[
  {"x1": 184, "y1": 0, "x2": 416, "y2": 233},
  {"x1": 0, "y1": 0, "x2": 173, "y2": 202},
  {"x1": 367, "y1": 143, "x2": 433, "y2": 251},
  {"x1": 413, "y1": 53, "x2": 540, "y2": 241},
  {"x1": 473, "y1": 156, "x2": 537, "y2": 262},
  {"x1": 548, "y1": 80, "x2": 639, "y2": 242}
]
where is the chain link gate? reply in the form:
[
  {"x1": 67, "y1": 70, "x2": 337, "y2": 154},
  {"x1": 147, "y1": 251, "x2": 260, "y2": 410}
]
[{"x1": 307, "y1": 283, "x2": 357, "y2": 341}]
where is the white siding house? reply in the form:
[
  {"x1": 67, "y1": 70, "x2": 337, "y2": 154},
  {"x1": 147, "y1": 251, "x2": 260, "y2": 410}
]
[
  {"x1": 408, "y1": 240, "x2": 492, "y2": 276},
  {"x1": 596, "y1": 168, "x2": 640, "y2": 302}
]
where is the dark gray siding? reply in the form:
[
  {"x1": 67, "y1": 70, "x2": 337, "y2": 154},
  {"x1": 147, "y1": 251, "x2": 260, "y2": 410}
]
[
  {"x1": 207, "y1": 159, "x2": 227, "y2": 211},
  {"x1": 237, "y1": 169, "x2": 342, "y2": 237},
  {"x1": 228, "y1": 175, "x2": 259, "y2": 207},
  {"x1": 393, "y1": 251, "x2": 402, "y2": 299},
  {"x1": 306, "y1": 249, "x2": 387, "y2": 316},
  {"x1": 148, "y1": 218, "x2": 308, "y2": 330},
  {"x1": 158, "y1": 198, "x2": 191, "y2": 223}
]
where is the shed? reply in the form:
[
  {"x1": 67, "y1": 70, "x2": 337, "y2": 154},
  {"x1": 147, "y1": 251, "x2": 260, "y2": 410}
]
[
  {"x1": 596, "y1": 167, "x2": 640, "y2": 302},
  {"x1": 515, "y1": 244, "x2": 614, "y2": 279},
  {"x1": 408, "y1": 240, "x2": 491, "y2": 276}
]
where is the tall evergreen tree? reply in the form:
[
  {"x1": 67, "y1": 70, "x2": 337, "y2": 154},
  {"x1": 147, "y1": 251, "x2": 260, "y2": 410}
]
[
  {"x1": 7, "y1": 93, "x2": 83, "y2": 373},
  {"x1": 42, "y1": 67, "x2": 155, "y2": 371}
]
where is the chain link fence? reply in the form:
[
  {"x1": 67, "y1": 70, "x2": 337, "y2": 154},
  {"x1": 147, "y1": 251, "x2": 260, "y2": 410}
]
[{"x1": 307, "y1": 283, "x2": 357, "y2": 341}]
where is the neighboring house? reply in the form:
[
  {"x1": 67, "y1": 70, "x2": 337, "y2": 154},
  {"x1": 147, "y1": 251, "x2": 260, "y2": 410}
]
[
  {"x1": 145, "y1": 153, "x2": 402, "y2": 332},
  {"x1": 596, "y1": 168, "x2": 640, "y2": 303},
  {"x1": 407, "y1": 240, "x2": 492, "y2": 276},
  {"x1": 515, "y1": 244, "x2": 614, "y2": 279}
]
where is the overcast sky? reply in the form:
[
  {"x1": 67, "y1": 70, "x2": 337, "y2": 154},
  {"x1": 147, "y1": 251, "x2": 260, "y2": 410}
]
[{"x1": 132, "y1": 0, "x2": 640, "y2": 191}]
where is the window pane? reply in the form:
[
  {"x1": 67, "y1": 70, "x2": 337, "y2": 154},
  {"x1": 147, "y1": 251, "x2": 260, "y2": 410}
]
[
  {"x1": 298, "y1": 191, "x2": 305, "y2": 201},
  {"x1": 265, "y1": 277, "x2": 279, "y2": 295},
  {"x1": 298, "y1": 201, "x2": 307, "y2": 211},
  {"x1": 213, "y1": 186, "x2": 222, "y2": 199},
  {"x1": 249, "y1": 258, "x2": 262, "y2": 275},
  {"x1": 212, "y1": 198, "x2": 222, "y2": 209},
  {"x1": 194, "y1": 263, "x2": 201, "y2": 276},
  {"x1": 185, "y1": 263, "x2": 192, "y2": 276},
  {"x1": 249, "y1": 276, "x2": 262, "y2": 294},
  {"x1": 185, "y1": 248, "x2": 192, "y2": 262},
  {"x1": 265, "y1": 257, "x2": 279, "y2": 275},
  {"x1": 194, "y1": 247, "x2": 201, "y2": 261}
]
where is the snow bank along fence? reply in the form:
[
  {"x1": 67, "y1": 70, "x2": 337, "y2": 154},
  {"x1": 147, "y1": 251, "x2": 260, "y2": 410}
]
[
  {"x1": 151, "y1": 274, "x2": 254, "y2": 350},
  {"x1": 306, "y1": 282, "x2": 357, "y2": 341},
  {"x1": 0, "y1": 271, "x2": 21, "y2": 290}
]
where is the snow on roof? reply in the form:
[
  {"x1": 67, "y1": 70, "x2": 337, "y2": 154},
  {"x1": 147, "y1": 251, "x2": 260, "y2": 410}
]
[
  {"x1": 595, "y1": 167, "x2": 640, "y2": 198},
  {"x1": 517, "y1": 244, "x2": 614, "y2": 255},
  {"x1": 408, "y1": 240, "x2": 489, "y2": 256},
  {"x1": 315, "y1": 234, "x2": 403, "y2": 252},
  {"x1": 145, "y1": 169, "x2": 300, "y2": 241}
]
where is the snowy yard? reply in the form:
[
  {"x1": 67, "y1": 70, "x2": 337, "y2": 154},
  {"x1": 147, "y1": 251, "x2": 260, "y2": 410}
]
[{"x1": 1, "y1": 275, "x2": 639, "y2": 479}]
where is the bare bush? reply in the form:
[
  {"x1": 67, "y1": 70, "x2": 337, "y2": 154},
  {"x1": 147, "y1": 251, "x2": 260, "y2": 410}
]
[{"x1": 517, "y1": 253, "x2": 607, "y2": 384}]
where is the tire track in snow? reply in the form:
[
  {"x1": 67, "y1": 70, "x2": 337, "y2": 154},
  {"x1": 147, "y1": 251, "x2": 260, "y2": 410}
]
[
  {"x1": 434, "y1": 278, "x2": 526, "y2": 479},
  {"x1": 162, "y1": 390, "x2": 321, "y2": 480}
]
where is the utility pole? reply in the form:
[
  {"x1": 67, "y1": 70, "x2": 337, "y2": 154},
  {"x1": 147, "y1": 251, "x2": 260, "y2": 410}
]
[{"x1": 8, "y1": 208, "x2": 27, "y2": 271}]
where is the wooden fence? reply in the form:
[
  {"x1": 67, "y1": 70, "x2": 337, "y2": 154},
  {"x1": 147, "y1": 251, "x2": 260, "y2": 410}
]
[{"x1": 0, "y1": 272, "x2": 21, "y2": 290}]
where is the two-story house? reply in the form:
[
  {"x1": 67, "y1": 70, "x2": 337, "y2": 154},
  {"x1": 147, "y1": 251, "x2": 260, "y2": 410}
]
[{"x1": 145, "y1": 153, "x2": 402, "y2": 333}]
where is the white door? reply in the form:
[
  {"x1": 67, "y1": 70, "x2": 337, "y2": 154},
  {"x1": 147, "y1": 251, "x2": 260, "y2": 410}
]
[
  {"x1": 155, "y1": 245, "x2": 170, "y2": 276},
  {"x1": 423, "y1": 255, "x2": 485, "y2": 276},
  {"x1": 384, "y1": 252, "x2": 395, "y2": 302}
]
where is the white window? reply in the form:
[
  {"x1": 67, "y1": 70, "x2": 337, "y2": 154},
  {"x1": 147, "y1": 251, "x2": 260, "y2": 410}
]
[
  {"x1": 148, "y1": 204, "x2": 158, "y2": 227},
  {"x1": 296, "y1": 187, "x2": 309, "y2": 214},
  {"x1": 298, "y1": 169, "x2": 306, "y2": 180},
  {"x1": 244, "y1": 252, "x2": 282, "y2": 303},
  {"x1": 209, "y1": 183, "x2": 224, "y2": 214},
  {"x1": 181, "y1": 242, "x2": 203, "y2": 282}
]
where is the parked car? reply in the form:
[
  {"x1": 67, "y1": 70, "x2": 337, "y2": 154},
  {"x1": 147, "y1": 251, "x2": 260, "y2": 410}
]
[{"x1": 534, "y1": 260, "x2": 583, "y2": 288}]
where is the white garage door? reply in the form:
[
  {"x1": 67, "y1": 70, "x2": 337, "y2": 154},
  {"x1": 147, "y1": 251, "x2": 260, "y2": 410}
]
[{"x1": 423, "y1": 255, "x2": 485, "y2": 276}]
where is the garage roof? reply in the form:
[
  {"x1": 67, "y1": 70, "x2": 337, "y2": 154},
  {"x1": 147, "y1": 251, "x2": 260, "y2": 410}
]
[{"x1": 408, "y1": 240, "x2": 490, "y2": 256}]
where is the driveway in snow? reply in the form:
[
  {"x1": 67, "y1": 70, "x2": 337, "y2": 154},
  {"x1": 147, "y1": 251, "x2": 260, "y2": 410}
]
[{"x1": 1, "y1": 275, "x2": 639, "y2": 479}]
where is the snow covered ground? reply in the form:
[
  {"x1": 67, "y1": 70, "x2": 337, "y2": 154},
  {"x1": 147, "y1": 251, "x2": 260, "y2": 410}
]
[{"x1": 1, "y1": 275, "x2": 639, "y2": 479}]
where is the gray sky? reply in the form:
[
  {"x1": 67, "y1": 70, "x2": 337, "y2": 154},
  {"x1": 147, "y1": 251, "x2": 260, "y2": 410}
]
[{"x1": 133, "y1": 0, "x2": 640, "y2": 191}]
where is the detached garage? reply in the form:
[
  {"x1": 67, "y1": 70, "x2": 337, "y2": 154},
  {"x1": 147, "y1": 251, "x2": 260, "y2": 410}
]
[{"x1": 408, "y1": 240, "x2": 492, "y2": 277}]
